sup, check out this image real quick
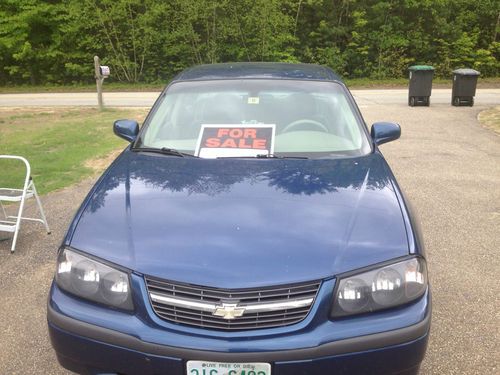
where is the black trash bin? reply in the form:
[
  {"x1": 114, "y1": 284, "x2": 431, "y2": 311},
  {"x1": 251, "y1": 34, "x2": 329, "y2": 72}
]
[
  {"x1": 451, "y1": 68, "x2": 480, "y2": 107},
  {"x1": 408, "y1": 65, "x2": 434, "y2": 107}
]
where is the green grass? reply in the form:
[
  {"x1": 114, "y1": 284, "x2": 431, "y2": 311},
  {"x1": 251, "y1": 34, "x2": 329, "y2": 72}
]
[
  {"x1": 0, "y1": 82, "x2": 165, "y2": 94},
  {"x1": 0, "y1": 107, "x2": 148, "y2": 194},
  {"x1": 1, "y1": 76, "x2": 498, "y2": 93}
]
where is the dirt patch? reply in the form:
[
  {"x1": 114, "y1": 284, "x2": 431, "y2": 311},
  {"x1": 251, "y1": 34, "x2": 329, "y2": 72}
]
[
  {"x1": 478, "y1": 106, "x2": 500, "y2": 135},
  {"x1": 84, "y1": 148, "x2": 123, "y2": 173}
]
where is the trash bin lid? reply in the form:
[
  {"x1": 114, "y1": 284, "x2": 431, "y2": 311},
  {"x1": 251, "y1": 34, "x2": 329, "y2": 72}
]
[
  {"x1": 408, "y1": 65, "x2": 434, "y2": 71},
  {"x1": 452, "y1": 68, "x2": 480, "y2": 76}
]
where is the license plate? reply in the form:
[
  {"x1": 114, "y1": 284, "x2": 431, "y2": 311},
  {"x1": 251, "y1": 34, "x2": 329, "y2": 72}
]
[{"x1": 186, "y1": 361, "x2": 271, "y2": 375}]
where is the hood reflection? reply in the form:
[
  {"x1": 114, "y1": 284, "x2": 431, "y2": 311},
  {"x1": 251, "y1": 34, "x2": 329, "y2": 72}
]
[
  {"x1": 89, "y1": 152, "x2": 390, "y2": 212},
  {"x1": 72, "y1": 150, "x2": 407, "y2": 288}
]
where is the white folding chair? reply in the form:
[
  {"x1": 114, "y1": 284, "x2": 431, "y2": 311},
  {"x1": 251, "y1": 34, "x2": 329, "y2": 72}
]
[{"x1": 0, "y1": 155, "x2": 50, "y2": 253}]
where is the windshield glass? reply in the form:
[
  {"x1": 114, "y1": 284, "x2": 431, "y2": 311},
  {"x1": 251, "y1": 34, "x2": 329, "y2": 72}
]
[{"x1": 137, "y1": 79, "x2": 371, "y2": 158}]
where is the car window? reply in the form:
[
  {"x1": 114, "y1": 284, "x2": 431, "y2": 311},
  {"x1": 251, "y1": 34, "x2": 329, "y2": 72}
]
[{"x1": 139, "y1": 79, "x2": 371, "y2": 158}]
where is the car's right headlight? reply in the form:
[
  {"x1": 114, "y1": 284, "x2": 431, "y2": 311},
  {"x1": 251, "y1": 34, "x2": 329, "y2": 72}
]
[
  {"x1": 331, "y1": 257, "x2": 427, "y2": 318},
  {"x1": 55, "y1": 248, "x2": 133, "y2": 311}
]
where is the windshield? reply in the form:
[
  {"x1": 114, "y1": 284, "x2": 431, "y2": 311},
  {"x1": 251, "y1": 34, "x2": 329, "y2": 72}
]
[{"x1": 137, "y1": 79, "x2": 371, "y2": 158}]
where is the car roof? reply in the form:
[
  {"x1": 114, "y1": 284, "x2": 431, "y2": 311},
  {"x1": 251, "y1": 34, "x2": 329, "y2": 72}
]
[{"x1": 173, "y1": 62, "x2": 342, "y2": 82}]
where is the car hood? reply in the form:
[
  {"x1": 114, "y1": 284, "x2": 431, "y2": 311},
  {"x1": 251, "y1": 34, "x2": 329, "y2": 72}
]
[{"x1": 69, "y1": 151, "x2": 408, "y2": 288}]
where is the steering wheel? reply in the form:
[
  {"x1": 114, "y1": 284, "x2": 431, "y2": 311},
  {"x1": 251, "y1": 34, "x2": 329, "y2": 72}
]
[{"x1": 282, "y1": 119, "x2": 329, "y2": 133}]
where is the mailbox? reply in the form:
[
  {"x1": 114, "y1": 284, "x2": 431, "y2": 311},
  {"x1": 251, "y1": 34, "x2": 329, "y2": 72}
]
[{"x1": 99, "y1": 66, "x2": 110, "y2": 77}]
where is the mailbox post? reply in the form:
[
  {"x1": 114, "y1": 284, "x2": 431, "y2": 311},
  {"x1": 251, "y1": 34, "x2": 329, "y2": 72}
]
[{"x1": 94, "y1": 56, "x2": 110, "y2": 110}]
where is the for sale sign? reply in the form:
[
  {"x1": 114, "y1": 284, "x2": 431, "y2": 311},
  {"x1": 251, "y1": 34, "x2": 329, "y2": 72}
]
[{"x1": 195, "y1": 124, "x2": 275, "y2": 158}]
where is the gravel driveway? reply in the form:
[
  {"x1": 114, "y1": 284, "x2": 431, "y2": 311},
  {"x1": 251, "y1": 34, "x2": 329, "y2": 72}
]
[{"x1": 0, "y1": 98, "x2": 498, "y2": 374}]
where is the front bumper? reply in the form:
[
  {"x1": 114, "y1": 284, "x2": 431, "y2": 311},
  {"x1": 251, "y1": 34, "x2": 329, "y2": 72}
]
[
  {"x1": 49, "y1": 317, "x2": 428, "y2": 375},
  {"x1": 48, "y1": 277, "x2": 431, "y2": 375}
]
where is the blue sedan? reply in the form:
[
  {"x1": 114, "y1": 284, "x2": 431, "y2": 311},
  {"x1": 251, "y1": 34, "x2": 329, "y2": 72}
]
[{"x1": 48, "y1": 63, "x2": 430, "y2": 375}]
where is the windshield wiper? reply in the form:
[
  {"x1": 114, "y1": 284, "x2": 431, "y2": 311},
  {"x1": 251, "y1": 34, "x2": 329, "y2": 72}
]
[
  {"x1": 256, "y1": 154, "x2": 308, "y2": 159},
  {"x1": 132, "y1": 147, "x2": 198, "y2": 158}
]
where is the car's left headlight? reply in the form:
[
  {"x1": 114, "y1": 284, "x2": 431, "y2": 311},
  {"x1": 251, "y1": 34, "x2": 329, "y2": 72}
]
[
  {"x1": 331, "y1": 257, "x2": 427, "y2": 318},
  {"x1": 55, "y1": 248, "x2": 133, "y2": 311}
]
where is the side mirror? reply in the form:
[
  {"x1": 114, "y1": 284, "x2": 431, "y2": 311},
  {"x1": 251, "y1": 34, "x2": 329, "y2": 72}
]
[
  {"x1": 114, "y1": 119, "x2": 139, "y2": 142},
  {"x1": 371, "y1": 122, "x2": 401, "y2": 145}
]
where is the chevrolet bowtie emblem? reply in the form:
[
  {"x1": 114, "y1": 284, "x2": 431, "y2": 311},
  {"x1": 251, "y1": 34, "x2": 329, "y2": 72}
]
[{"x1": 213, "y1": 303, "x2": 246, "y2": 320}]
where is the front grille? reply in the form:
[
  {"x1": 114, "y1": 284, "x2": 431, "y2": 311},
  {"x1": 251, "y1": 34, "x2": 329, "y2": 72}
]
[{"x1": 145, "y1": 277, "x2": 321, "y2": 331}]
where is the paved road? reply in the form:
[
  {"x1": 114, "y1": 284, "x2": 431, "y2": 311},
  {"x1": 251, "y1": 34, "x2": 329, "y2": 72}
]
[
  {"x1": 0, "y1": 88, "x2": 499, "y2": 107},
  {"x1": 0, "y1": 94, "x2": 499, "y2": 374}
]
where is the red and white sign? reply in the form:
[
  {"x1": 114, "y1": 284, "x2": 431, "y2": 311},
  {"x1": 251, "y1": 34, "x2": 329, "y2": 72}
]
[{"x1": 195, "y1": 124, "x2": 275, "y2": 158}]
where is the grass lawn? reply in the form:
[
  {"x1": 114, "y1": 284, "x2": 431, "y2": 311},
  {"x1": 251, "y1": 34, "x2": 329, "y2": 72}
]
[
  {"x1": 0, "y1": 82, "x2": 164, "y2": 94},
  {"x1": 478, "y1": 106, "x2": 500, "y2": 135},
  {"x1": 0, "y1": 107, "x2": 149, "y2": 195}
]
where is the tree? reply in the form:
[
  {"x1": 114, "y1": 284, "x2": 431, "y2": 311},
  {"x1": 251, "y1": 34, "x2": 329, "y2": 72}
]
[{"x1": 0, "y1": 0, "x2": 498, "y2": 85}]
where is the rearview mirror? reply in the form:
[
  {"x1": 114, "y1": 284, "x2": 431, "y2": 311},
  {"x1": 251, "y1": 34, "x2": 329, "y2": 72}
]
[
  {"x1": 371, "y1": 122, "x2": 401, "y2": 145},
  {"x1": 114, "y1": 119, "x2": 139, "y2": 142}
]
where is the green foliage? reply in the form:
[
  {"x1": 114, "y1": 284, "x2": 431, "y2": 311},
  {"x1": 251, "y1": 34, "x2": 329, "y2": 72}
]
[{"x1": 0, "y1": 0, "x2": 498, "y2": 84}]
